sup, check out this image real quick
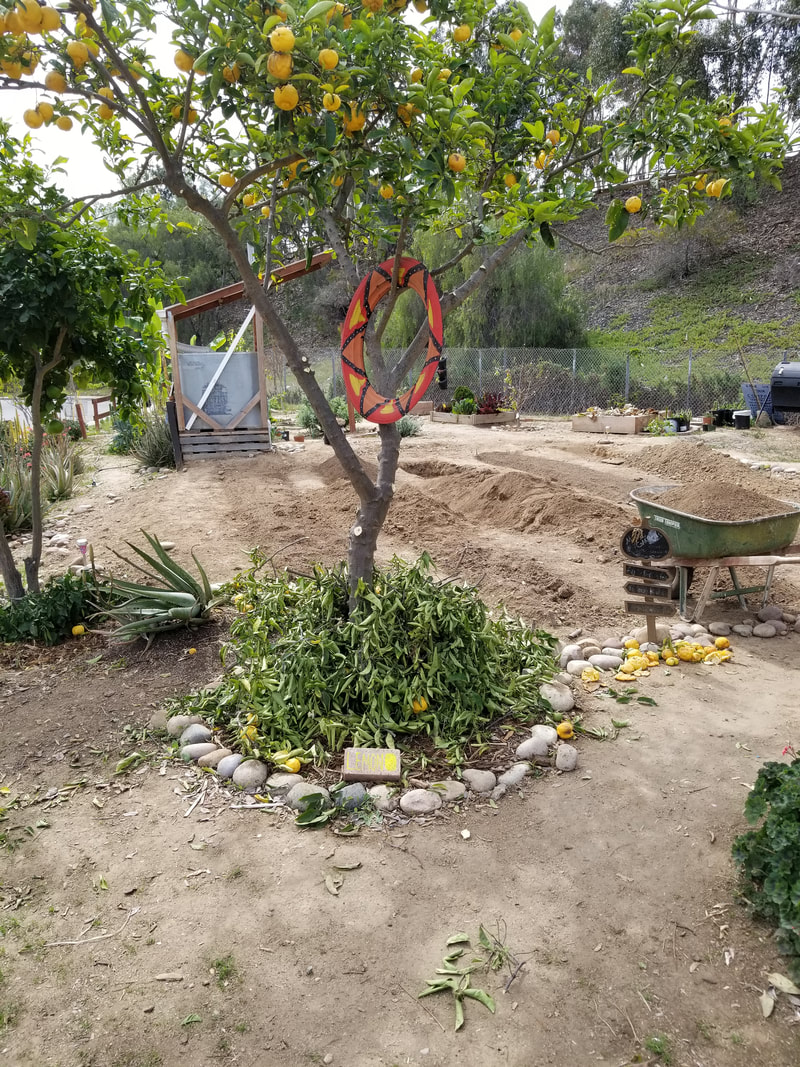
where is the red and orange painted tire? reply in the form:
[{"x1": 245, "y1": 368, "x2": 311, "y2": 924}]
[{"x1": 340, "y1": 257, "x2": 443, "y2": 424}]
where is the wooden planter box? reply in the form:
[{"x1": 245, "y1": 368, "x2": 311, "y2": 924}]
[
  {"x1": 571, "y1": 414, "x2": 648, "y2": 435},
  {"x1": 431, "y1": 410, "x2": 516, "y2": 426},
  {"x1": 412, "y1": 401, "x2": 433, "y2": 415}
]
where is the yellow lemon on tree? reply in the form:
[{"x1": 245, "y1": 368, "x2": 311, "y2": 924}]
[
  {"x1": 17, "y1": 1, "x2": 43, "y2": 33},
  {"x1": 694, "y1": 173, "x2": 707, "y2": 191},
  {"x1": 23, "y1": 108, "x2": 43, "y2": 128},
  {"x1": 438, "y1": 68, "x2": 451, "y2": 80},
  {"x1": 343, "y1": 105, "x2": 366, "y2": 133},
  {"x1": 222, "y1": 62, "x2": 241, "y2": 83},
  {"x1": 362, "y1": 0, "x2": 384, "y2": 12},
  {"x1": 509, "y1": 28, "x2": 524, "y2": 42},
  {"x1": 274, "y1": 83, "x2": 299, "y2": 111},
  {"x1": 72, "y1": 624, "x2": 86, "y2": 636},
  {"x1": 269, "y1": 25, "x2": 295, "y2": 52},
  {"x1": 56, "y1": 115, "x2": 73, "y2": 130},
  {"x1": 504, "y1": 172, "x2": 518, "y2": 188},
  {"x1": 45, "y1": 69, "x2": 67, "y2": 93},
  {"x1": 243, "y1": 192, "x2": 255, "y2": 206},
  {"x1": 219, "y1": 171, "x2": 236, "y2": 188},
  {"x1": 97, "y1": 102, "x2": 114, "y2": 121},
  {"x1": 546, "y1": 128, "x2": 561, "y2": 145},
  {"x1": 323, "y1": 92, "x2": 341, "y2": 111},
  {"x1": 397, "y1": 103, "x2": 413, "y2": 125},
  {"x1": 40, "y1": 5, "x2": 61, "y2": 32},
  {"x1": 331, "y1": 174, "x2": 344, "y2": 186},
  {"x1": 36, "y1": 101, "x2": 54, "y2": 122},
  {"x1": 557, "y1": 721, "x2": 574, "y2": 740},
  {"x1": 454, "y1": 24, "x2": 471, "y2": 43},
  {"x1": 267, "y1": 51, "x2": 293, "y2": 79},
  {"x1": 448, "y1": 151, "x2": 466, "y2": 172},
  {"x1": 625, "y1": 195, "x2": 642, "y2": 213},
  {"x1": 410, "y1": 67, "x2": 423, "y2": 83},
  {"x1": 534, "y1": 150, "x2": 547, "y2": 169},
  {"x1": 261, "y1": 205, "x2": 271, "y2": 217},
  {"x1": 318, "y1": 48, "x2": 339, "y2": 70},
  {"x1": 98, "y1": 86, "x2": 114, "y2": 100},
  {"x1": 174, "y1": 48, "x2": 194, "y2": 72},
  {"x1": 66, "y1": 40, "x2": 89, "y2": 67},
  {"x1": 379, "y1": 183, "x2": 393, "y2": 199}
]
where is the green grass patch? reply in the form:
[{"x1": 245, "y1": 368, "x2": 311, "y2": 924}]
[{"x1": 169, "y1": 553, "x2": 556, "y2": 767}]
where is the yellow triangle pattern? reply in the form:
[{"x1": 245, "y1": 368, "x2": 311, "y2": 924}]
[
  {"x1": 349, "y1": 373, "x2": 363, "y2": 395},
  {"x1": 381, "y1": 403, "x2": 394, "y2": 415},
  {"x1": 427, "y1": 301, "x2": 435, "y2": 327},
  {"x1": 349, "y1": 301, "x2": 367, "y2": 328}
]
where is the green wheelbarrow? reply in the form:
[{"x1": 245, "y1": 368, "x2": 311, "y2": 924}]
[{"x1": 630, "y1": 485, "x2": 800, "y2": 620}]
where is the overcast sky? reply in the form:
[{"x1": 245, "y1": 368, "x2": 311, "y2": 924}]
[{"x1": 1, "y1": 1, "x2": 565, "y2": 199}]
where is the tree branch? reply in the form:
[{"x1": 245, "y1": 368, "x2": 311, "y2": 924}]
[
  {"x1": 374, "y1": 212, "x2": 410, "y2": 344},
  {"x1": 63, "y1": 178, "x2": 163, "y2": 226},
  {"x1": 323, "y1": 208, "x2": 360, "y2": 289}
]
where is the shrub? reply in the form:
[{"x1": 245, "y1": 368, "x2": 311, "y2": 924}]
[
  {"x1": 732, "y1": 749, "x2": 800, "y2": 980},
  {"x1": 0, "y1": 573, "x2": 99, "y2": 645},
  {"x1": 170, "y1": 553, "x2": 557, "y2": 766},
  {"x1": 132, "y1": 413, "x2": 175, "y2": 469},
  {"x1": 296, "y1": 401, "x2": 322, "y2": 436},
  {"x1": 108, "y1": 416, "x2": 140, "y2": 455},
  {"x1": 452, "y1": 386, "x2": 476, "y2": 403},
  {"x1": 0, "y1": 450, "x2": 37, "y2": 534},
  {"x1": 452, "y1": 397, "x2": 477, "y2": 415},
  {"x1": 477, "y1": 392, "x2": 506, "y2": 414},
  {"x1": 398, "y1": 415, "x2": 422, "y2": 437},
  {"x1": 41, "y1": 435, "x2": 84, "y2": 500}
]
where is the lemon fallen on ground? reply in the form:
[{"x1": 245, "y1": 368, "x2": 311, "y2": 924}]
[
  {"x1": 557, "y1": 721, "x2": 574, "y2": 740},
  {"x1": 581, "y1": 666, "x2": 600, "y2": 683},
  {"x1": 714, "y1": 637, "x2": 730, "y2": 649},
  {"x1": 283, "y1": 757, "x2": 302, "y2": 773},
  {"x1": 623, "y1": 638, "x2": 639, "y2": 650},
  {"x1": 72, "y1": 624, "x2": 85, "y2": 636}
]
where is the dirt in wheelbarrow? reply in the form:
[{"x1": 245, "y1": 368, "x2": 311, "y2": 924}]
[{"x1": 641, "y1": 480, "x2": 796, "y2": 522}]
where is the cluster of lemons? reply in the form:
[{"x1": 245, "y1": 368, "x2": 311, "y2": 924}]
[
  {"x1": 239, "y1": 715, "x2": 305, "y2": 772},
  {"x1": 581, "y1": 635, "x2": 732, "y2": 686}
]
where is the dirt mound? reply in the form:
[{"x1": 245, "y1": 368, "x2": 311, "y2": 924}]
[
  {"x1": 318, "y1": 453, "x2": 378, "y2": 484},
  {"x1": 399, "y1": 458, "x2": 469, "y2": 479},
  {"x1": 641, "y1": 481, "x2": 798, "y2": 522},
  {"x1": 631, "y1": 438, "x2": 766, "y2": 490}
]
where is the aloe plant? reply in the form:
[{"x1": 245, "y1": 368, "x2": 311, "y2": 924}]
[{"x1": 97, "y1": 531, "x2": 223, "y2": 644}]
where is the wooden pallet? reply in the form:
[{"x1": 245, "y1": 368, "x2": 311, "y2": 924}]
[{"x1": 179, "y1": 429, "x2": 273, "y2": 461}]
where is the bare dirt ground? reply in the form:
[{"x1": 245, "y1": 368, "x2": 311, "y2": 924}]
[{"x1": 2, "y1": 419, "x2": 800, "y2": 1067}]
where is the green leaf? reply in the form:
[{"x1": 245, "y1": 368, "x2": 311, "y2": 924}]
[
  {"x1": 303, "y1": 0, "x2": 335, "y2": 20},
  {"x1": 461, "y1": 987, "x2": 496, "y2": 1012},
  {"x1": 325, "y1": 114, "x2": 337, "y2": 149},
  {"x1": 446, "y1": 933, "x2": 471, "y2": 946},
  {"x1": 622, "y1": 67, "x2": 644, "y2": 76},
  {"x1": 181, "y1": 1014, "x2": 202, "y2": 1026},
  {"x1": 539, "y1": 221, "x2": 555, "y2": 248},
  {"x1": 522, "y1": 120, "x2": 545, "y2": 141},
  {"x1": 606, "y1": 199, "x2": 630, "y2": 242}
]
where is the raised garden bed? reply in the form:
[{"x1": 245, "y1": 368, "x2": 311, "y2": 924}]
[
  {"x1": 571, "y1": 414, "x2": 648, "y2": 435},
  {"x1": 432, "y1": 411, "x2": 516, "y2": 426}
]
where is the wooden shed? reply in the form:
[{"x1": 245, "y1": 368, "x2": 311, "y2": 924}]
[{"x1": 161, "y1": 252, "x2": 333, "y2": 464}]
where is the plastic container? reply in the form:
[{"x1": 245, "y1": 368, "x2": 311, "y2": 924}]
[
  {"x1": 630, "y1": 485, "x2": 800, "y2": 558},
  {"x1": 733, "y1": 409, "x2": 751, "y2": 429}
]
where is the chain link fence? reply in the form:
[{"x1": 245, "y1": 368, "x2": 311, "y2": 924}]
[{"x1": 278, "y1": 346, "x2": 795, "y2": 418}]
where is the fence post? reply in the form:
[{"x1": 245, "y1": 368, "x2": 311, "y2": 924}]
[
  {"x1": 478, "y1": 350, "x2": 483, "y2": 395},
  {"x1": 331, "y1": 349, "x2": 337, "y2": 396},
  {"x1": 686, "y1": 349, "x2": 693, "y2": 411},
  {"x1": 570, "y1": 349, "x2": 577, "y2": 413},
  {"x1": 624, "y1": 352, "x2": 631, "y2": 402}
]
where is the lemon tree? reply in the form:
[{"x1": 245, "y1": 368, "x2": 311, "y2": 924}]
[
  {"x1": 0, "y1": 125, "x2": 175, "y2": 598},
  {"x1": 0, "y1": 0, "x2": 789, "y2": 600}
]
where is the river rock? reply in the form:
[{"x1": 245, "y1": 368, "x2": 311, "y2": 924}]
[
  {"x1": 285, "y1": 782, "x2": 331, "y2": 811},
  {"x1": 334, "y1": 782, "x2": 368, "y2": 810},
  {"x1": 462, "y1": 768, "x2": 496, "y2": 793},
  {"x1": 148, "y1": 709, "x2": 169, "y2": 735},
  {"x1": 399, "y1": 789, "x2": 442, "y2": 816},
  {"x1": 597, "y1": 635, "x2": 625, "y2": 649},
  {"x1": 539, "y1": 681, "x2": 575, "y2": 714},
  {"x1": 197, "y1": 748, "x2": 231, "y2": 769},
  {"x1": 576, "y1": 636, "x2": 600, "y2": 649},
  {"x1": 516, "y1": 735, "x2": 549, "y2": 760},
  {"x1": 783, "y1": 612, "x2": 797, "y2": 624},
  {"x1": 752, "y1": 623, "x2": 777, "y2": 638},
  {"x1": 795, "y1": 619, "x2": 800, "y2": 634},
  {"x1": 555, "y1": 744, "x2": 579, "y2": 772},
  {"x1": 565, "y1": 659, "x2": 592, "y2": 676},
  {"x1": 757, "y1": 605, "x2": 785, "y2": 623},
  {"x1": 180, "y1": 742, "x2": 217, "y2": 762},
  {"x1": 265, "y1": 772, "x2": 303, "y2": 796},
  {"x1": 558, "y1": 643, "x2": 583, "y2": 668},
  {"x1": 588, "y1": 654, "x2": 623, "y2": 671},
  {"x1": 708, "y1": 622, "x2": 731, "y2": 637},
  {"x1": 180, "y1": 723, "x2": 212, "y2": 746},
  {"x1": 368, "y1": 784, "x2": 399, "y2": 812},
  {"x1": 232, "y1": 760, "x2": 269, "y2": 791},
  {"x1": 601, "y1": 646, "x2": 624, "y2": 657},
  {"x1": 554, "y1": 672, "x2": 575, "y2": 688},
  {"x1": 532, "y1": 724, "x2": 559, "y2": 746},
  {"x1": 430, "y1": 780, "x2": 466, "y2": 803},
  {"x1": 166, "y1": 713, "x2": 203, "y2": 738},
  {"x1": 631, "y1": 624, "x2": 672, "y2": 644},
  {"x1": 216, "y1": 753, "x2": 245, "y2": 779},
  {"x1": 497, "y1": 762, "x2": 530, "y2": 788},
  {"x1": 578, "y1": 644, "x2": 602, "y2": 659},
  {"x1": 731, "y1": 624, "x2": 752, "y2": 637}
]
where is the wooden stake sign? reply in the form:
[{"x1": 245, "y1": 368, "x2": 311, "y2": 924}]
[{"x1": 621, "y1": 528, "x2": 677, "y2": 640}]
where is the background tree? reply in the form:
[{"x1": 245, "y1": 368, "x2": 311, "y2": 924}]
[
  {"x1": 0, "y1": 125, "x2": 174, "y2": 597},
  {"x1": 0, "y1": 0, "x2": 790, "y2": 602}
]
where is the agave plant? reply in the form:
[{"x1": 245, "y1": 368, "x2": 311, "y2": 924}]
[{"x1": 97, "y1": 531, "x2": 223, "y2": 644}]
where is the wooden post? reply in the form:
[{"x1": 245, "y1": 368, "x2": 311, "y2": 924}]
[
  {"x1": 166, "y1": 311, "x2": 186, "y2": 431},
  {"x1": 166, "y1": 397, "x2": 183, "y2": 470},
  {"x1": 347, "y1": 397, "x2": 356, "y2": 434},
  {"x1": 254, "y1": 310, "x2": 268, "y2": 430},
  {"x1": 75, "y1": 403, "x2": 87, "y2": 439}
]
